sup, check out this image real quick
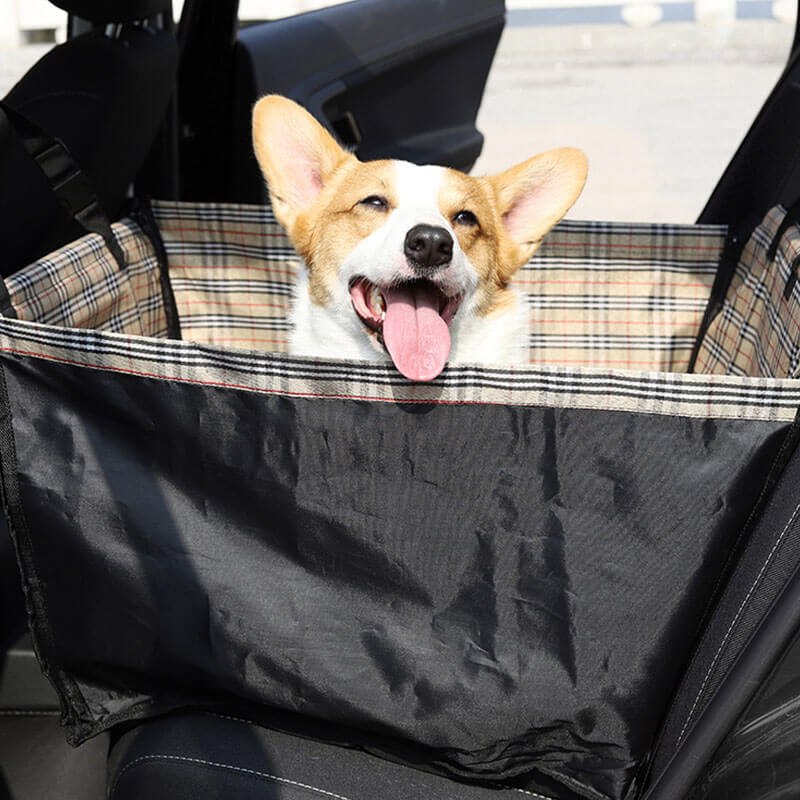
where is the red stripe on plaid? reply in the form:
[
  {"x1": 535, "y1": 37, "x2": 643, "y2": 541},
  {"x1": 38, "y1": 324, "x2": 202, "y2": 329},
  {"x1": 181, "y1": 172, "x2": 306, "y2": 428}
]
[
  {"x1": 176, "y1": 298, "x2": 291, "y2": 311},
  {"x1": 540, "y1": 239, "x2": 724, "y2": 253},
  {"x1": 0, "y1": 343, "x2": 524, "y2": 406},
  {"x1": 517, "y1": 278, "x2": 714, "y2": 289},
  {"x1": 13, "y1": 253, "x2": 115, "y2": 315},
  {"x1": 188, "y1": 336, "x2": 290, "y2": 345},
  {"x1": 169, "y1": 263, "x2": 297, "y2": 278},
  {"x1": 158, "y1": 225, "x2": 289, "y2": 239},
  {"x1": 527, "y1": 356, "x2": 692, "y2": 367},
  {"x1": 528, "y1": 317, "x2": 703, "y2": 327}
]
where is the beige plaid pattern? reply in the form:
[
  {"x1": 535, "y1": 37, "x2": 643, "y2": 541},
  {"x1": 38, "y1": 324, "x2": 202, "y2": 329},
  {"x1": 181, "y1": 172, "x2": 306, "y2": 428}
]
[
  {"x1": 153, "y1": 201, "x2": 295, "y2": 352},
  {"x1": 154, "y1": 201, "x2": 726, "y2": 371},
  {"x1": 6, "y1": 199, "x2": 800, "y2": 412},
  {"x1": 525, "y1": 220, "x2": 723, "y2": 371},
  {"x1": 6, "y1": 217, "x2": 169, "y2": 338},
  {"x1": 695, "y1": 206, "x2": 800, "y2": 378},
  {"x1": 1, "y1": 315, "x2": 798, "y2": 422}
]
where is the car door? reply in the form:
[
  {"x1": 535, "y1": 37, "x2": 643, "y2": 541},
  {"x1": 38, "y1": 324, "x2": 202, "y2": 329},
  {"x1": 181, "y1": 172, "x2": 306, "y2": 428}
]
[{"x1": 175, "y1": 0, "x2": 505, "y2": 202}]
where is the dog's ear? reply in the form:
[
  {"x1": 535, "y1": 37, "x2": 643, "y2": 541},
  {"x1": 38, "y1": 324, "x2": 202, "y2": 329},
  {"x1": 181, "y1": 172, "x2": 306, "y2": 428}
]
[
  {"x1": 252, "y1": 95, "x2": 352, "y2": 230},
  {"x1": 489, "y1": 148, "x2": 587, "y2": 265}
]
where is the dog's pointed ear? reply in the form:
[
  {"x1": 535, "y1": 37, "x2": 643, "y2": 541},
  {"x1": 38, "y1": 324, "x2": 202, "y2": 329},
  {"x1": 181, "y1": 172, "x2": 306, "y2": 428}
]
[
  {"x1": 252, "y1": 95, "x2": 353, "y2": 230},
  {"x1": 489, "y1": 148, "x2": 588, "y2": 264}
]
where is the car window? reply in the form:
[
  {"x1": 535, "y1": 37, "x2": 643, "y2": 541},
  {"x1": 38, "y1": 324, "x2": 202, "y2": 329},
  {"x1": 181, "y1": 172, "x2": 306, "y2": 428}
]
[
  {"x1": 474, "y1": 5, "x2": 796, "y2": 221},
  {"x1": 1, "y1": 0, "x2": 794, "y2": 224}
]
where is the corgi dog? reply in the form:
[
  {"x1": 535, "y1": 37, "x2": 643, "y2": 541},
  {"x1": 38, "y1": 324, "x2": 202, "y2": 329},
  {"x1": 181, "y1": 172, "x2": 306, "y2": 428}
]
[{"x1": 252, "y1": 95, "x2": 587, "y2": 382}]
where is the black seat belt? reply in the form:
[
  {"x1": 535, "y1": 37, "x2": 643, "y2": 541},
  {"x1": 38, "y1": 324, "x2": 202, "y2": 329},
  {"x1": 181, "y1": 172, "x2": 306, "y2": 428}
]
[{"x1": 0, "y1": 101, "x2": 127, "y2": 275}]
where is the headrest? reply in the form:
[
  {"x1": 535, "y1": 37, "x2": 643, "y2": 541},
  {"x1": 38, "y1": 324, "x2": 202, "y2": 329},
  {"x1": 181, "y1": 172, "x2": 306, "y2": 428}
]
[{"x1": 49, "y1": 0, "x2": 171, "y2": 23}]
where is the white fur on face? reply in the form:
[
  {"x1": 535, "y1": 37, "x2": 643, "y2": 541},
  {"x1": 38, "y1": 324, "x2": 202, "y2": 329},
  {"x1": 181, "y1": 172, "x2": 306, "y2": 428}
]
[
  {"x1": 288, "y1": 160, "x2": 524, "y2": 365},
  {"x1": 336, "y1": 161, "x2": 478, "y2": 300}
]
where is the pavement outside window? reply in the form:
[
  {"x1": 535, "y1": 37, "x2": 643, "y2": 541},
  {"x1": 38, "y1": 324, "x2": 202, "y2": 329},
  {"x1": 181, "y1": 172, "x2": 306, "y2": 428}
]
[{"x1": 473, "y1": 19, "x2": 795, "y2": 221}]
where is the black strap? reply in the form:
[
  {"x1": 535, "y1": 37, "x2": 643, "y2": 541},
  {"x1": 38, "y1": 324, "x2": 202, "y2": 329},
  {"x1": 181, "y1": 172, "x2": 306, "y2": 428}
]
[
  {"x1": 130, "y1": 198, "x2": 182, "y2": 340},
  {"x1": 0, "y1": 279, "x2": 17, "y2": 320},
  {"x1": 783, "y1": 252, "x2": 800, "y2": 300},
  {"x1": 767, "y1": 196, "x2": 800, "y2": 262},
  {"x1": 766, "y1": 198, "x2": 800, "y2": 302},
  {"x1": 0, "y1": 102, "x2": 126, "y2": 272},
  {"x1": 687, "y1": 229, "x2": 744, "y2": 373}
]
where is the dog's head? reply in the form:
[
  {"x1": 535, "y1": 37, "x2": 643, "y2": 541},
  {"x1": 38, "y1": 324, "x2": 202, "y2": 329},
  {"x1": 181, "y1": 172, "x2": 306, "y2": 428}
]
[{"x1": 253, "y1": 95, "x2": 587, "y2": 381}]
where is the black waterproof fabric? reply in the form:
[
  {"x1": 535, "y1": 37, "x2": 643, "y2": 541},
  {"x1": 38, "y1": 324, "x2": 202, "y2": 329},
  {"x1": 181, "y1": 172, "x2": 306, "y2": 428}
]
[
  {"x1": 0, "y1": 346, "x2": 788, "y2": 800},
  {"x1": 646, "y1": 420, "x2": 800, "y2": 795}
]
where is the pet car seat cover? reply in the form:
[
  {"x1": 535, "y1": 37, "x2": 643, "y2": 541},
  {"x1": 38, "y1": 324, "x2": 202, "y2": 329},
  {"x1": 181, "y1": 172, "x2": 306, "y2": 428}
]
[
  {"x1": 3, "y1": 202, "x2": 800, "y2": 800},
  {"x1": 0, "y1": 322, "x2": 790, "y2": 800}
]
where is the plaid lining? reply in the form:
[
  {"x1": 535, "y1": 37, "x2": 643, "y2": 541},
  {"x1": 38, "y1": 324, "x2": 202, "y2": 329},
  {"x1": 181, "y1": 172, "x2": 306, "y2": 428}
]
[
  {"x1": 525, "y1": 220, "x2": 723, "y2": 370},
  {"x1": 5, "y1": 217, "x2": 169, "y2": 338},
  {"x1": 153, "y1": 201, "x2": 294, "y2": 351},
  {"x1": 0, "y1": 316, "x2": 797, "y2": 421},
  {"x1": 695, "y1": 206, "x2": 800, "y2": 378},
  {"x1": 6, "y1": 199, "x2": 800, "y2": 405},
  {"x1": 153, "y1": 201, "x2": 725, "y2": 371}
]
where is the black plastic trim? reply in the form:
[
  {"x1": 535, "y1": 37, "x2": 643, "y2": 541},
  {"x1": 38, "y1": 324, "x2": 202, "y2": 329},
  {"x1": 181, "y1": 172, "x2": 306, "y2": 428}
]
[{"x1": 644, "y1": 558, "x2": 800, "y2": 799}]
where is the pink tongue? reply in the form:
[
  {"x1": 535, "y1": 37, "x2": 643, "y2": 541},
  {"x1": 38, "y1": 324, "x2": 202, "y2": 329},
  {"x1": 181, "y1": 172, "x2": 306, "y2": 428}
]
[{"x1": 382, "y1": 284, "x2": 450, "y2": 381}]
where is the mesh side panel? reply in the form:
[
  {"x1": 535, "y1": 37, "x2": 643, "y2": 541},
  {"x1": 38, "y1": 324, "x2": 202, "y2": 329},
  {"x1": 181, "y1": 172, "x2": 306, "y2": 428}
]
[
  {"x1": 5, "y1": 217, "x2": 168, "y2": 339},
  {"x1": 153, "y1": 201, "x2": 725, "y2": 370},
  {"x1": 695, "y1": 206, "x2": 800, "y2": 378}
]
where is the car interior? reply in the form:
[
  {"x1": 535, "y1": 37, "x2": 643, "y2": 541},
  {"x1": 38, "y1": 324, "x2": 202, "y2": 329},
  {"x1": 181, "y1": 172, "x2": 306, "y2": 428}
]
[{"x1": 3, "y1": 0, "x2": 800, "y2": 798}]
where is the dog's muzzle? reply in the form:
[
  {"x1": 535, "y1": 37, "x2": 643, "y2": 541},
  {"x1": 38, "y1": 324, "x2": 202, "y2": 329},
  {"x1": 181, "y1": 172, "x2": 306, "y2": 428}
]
[{"x1": 404, "y1": 224, "x2": 453, "y2": 275}]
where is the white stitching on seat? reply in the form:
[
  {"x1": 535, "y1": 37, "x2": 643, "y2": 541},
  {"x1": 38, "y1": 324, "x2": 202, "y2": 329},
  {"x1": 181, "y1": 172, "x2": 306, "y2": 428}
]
[
  {"x1": 199, "y1": 713, "x2": 567, "y2": 800},
  {"x1": 203, "y1": 710, "x2": 257, "y2": 726},
  {"x1": 677, "y1": 500, "x2": 800, "y2": 744},
  {"x1": 108, "y1": 743, "x2": 575, "y2": 800},
  {"x1": 109, "y1": 753, "x2": 356, "y2": 800},
  {"x1": 503, "y1": 786, "x2": 560, "y2": 799}
]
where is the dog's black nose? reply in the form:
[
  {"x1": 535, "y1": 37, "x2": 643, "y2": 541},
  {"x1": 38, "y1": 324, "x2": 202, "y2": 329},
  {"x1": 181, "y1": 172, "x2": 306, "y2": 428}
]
[{"x1": 404, "y1": 224, "x2": 453, "y2": 272}]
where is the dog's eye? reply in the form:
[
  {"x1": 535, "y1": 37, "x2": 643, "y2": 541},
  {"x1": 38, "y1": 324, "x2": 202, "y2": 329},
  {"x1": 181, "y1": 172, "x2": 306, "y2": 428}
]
[
  {"x1": 359, "y1": 195, "x2": 389, "y2": 210},
  {"x1": 453, "y1": 209, "x2": 479, "y2": 227}
]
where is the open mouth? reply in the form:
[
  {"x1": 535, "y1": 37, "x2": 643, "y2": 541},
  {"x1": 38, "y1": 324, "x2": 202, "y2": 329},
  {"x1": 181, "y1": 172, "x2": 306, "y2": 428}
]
[{"x1": 349, "y1": 277, "x2": 462, "y2": 382}]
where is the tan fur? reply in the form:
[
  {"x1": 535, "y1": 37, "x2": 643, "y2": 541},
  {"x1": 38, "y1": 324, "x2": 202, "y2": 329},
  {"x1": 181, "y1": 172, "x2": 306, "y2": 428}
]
[
  {"x1": 437, "y1": 155, "x2": 588, "y2": 318},
  {"x1": 300, "y1": 161, "x2": 399, "y2": 305},
  {"x1": 488, "y1": 148, "x2": 588, "y2": 271}
]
